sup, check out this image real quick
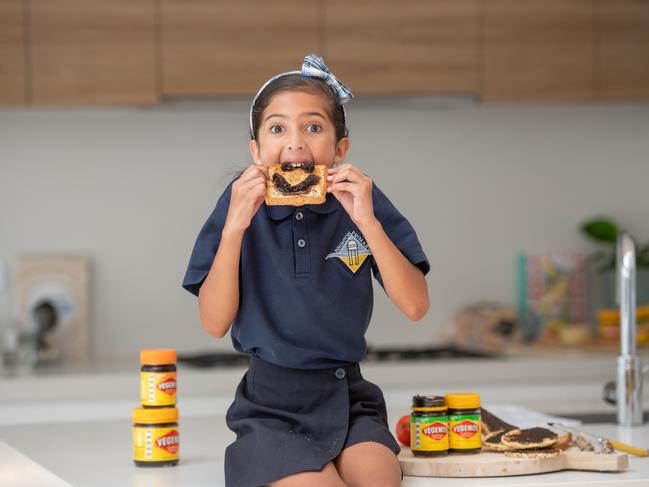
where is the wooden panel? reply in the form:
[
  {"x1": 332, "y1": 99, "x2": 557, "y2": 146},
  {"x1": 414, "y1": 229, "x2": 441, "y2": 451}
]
[
  {"x1": 324, "y1": 0, "x2": 480, "y2": 95},
  {"x1": 482, "y1": 0, "x2": 596, "y2": 102},
  {"x1": 597, "y1": 0, "x2": 649, "y2": 99},
  {"x1": 161, "y1": 0, "x2": 319, "y2": 96},
  {"x1": 0, "y1": 0, "x2": 26, "y2": 104},
  {"x1": 30, "y1": 0, "x2": 157, "y2": 105}
]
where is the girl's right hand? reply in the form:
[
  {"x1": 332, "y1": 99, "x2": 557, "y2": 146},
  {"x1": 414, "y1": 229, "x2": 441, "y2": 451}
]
[{"x1": 223, "y1": 164, "x2": 269, "y2": 233}]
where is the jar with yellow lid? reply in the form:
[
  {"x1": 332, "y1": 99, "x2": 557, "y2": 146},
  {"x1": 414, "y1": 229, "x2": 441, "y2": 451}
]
[
  {"x1": 445, "y1": 393, "x2": 481, "y2": 454},
  {"x1": 133, "y1": 406, "x2": 179, "y2": 467},
  {"x1": 140, "y1": 349, "x2": 177, "y2": 408}
]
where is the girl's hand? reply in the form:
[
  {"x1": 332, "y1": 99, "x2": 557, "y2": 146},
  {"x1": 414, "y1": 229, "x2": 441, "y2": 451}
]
[
  {"x1": 327, "y1": 163, "x2": 376, "y2": 228},
  {"x1": 223, "y1": 164, "x2": 269, "y2": 234}
]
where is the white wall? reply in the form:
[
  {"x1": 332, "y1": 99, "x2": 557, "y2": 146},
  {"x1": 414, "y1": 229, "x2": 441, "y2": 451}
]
[{"x1": 1, "y1": 100, "x2": 648, "y2": 360}]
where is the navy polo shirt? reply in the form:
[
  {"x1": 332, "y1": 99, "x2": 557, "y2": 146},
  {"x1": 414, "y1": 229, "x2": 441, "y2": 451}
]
[{"x1": 182, "y1": 179, "x2": 430, "y2": 369}]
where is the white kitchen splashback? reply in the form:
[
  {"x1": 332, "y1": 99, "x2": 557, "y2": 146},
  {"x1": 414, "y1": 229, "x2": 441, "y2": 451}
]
[{"x1": 0, "y1": 102, "x2": 648, "y2": 359}]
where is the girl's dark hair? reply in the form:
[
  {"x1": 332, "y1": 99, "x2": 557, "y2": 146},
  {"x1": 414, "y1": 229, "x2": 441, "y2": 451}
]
[{"x1": 250, "y1": 74, "x2": 349, "y2": 142}]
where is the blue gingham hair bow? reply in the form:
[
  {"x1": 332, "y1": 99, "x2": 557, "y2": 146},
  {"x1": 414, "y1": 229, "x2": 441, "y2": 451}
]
[
  {"x1": 249, "y1": 54, "x2": 353, "y2": 138},
  {"x1": 301, "y1": 54, "x2": 353, "y2": 105}
]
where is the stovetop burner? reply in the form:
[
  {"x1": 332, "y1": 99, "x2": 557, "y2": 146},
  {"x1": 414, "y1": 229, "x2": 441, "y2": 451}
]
[{"x1": 178, "y1": 346, "x2": 494, "y2": 368}]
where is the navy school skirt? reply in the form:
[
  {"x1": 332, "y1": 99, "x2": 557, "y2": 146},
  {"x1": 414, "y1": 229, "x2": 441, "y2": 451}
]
[{"x1": 224, "y1": 356, "x2": 401, "y2": 487}]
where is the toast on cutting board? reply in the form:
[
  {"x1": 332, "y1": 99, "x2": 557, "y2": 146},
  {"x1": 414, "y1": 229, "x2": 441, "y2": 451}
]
[
  {"x1": 481, "y1": 407, "x2": 518, "y2": 439},
  {"x1": 399, "y1": 407, "x2": 628, "y2": 477},
  {"x1": 501, "y1": 427, "x2": 559, "y2": 450},
  {"x1": 480, "y1": 408, "x2": 562, "y2": 452}
]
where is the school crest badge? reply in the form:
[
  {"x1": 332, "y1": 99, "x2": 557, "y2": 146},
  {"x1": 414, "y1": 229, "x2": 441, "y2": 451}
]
[{"x1": 325, "y1": 231, "x2": 372, "y2": 273}]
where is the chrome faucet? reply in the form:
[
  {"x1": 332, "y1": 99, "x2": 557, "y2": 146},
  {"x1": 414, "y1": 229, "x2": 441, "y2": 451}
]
[{"x1": 615, "y1": 231, "x2": 645, "y2": 426}]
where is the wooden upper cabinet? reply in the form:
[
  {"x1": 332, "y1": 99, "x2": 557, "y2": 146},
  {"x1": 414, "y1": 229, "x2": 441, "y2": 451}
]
[
  {"x1": 0, "y1": 0, "x2": 26, "y2": 105},
  {"x1": 482, "y1": 0, "x2": 596, "y2": 102},
  {"x1": 324, "y1": 0, "x2": 480, "y2": 95},
  {"x1": 597, "y1": 0, "x2": 649, "y2": 100},
  {"x1": 161, "y1": 0, "x2": 320, "y2": 96},
  {"x1": 30, "y1": 0, "x2": 157, "y2": 105}
]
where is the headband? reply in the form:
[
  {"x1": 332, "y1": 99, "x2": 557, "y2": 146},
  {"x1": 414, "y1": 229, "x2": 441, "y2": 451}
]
[{"x1": 249, "y1": 53, "x2": 353, "y2": 139}]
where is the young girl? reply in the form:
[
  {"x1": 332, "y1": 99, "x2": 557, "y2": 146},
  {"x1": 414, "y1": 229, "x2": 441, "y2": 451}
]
[{"x1": 183, "y1": 54, "x2": 430, "y2": 487}]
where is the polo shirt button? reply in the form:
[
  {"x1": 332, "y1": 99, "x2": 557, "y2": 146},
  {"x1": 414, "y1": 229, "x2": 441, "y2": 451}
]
[
  {"x1": 295, "y1": 211, "x2": 304, "y2": 221},
  {"x1": 335, "y1": 368, "x2": 346, "y2": 379},
  {"x1": 297, "y1": 238, "x2": 306, "y2": 248}
]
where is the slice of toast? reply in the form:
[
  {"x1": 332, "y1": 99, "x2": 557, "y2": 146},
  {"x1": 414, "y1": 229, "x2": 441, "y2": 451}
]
[
  {"x1": 553, "y1": 433, "x2": 572, "y2": 450},
  {"x1": 481, "y1": 408, "x2": 518, "y2": 439},
  {"x1": 266, "y1": 163, "x2": 327, "y2": 205},
  {"x1": 501, "y1": 427, "x2": 558, "y2": 450},
  {"x1": 482, "y1": 431, "x2": 516, "y2": 452},
  {"x1": 504, "y1": 448, "x2": 560, "y2": 458},
  {"x1": 265, "y1": 164, "x2": 327, "y2": 206}
]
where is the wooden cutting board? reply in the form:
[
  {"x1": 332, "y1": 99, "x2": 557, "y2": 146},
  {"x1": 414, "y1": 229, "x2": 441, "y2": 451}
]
[{"x1": 399, "y1": 448, "x2": 628, "y2": 477}]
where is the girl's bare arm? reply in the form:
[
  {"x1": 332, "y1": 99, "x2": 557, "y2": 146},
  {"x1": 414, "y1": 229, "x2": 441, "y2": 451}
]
[
  {"x1": 198, "y1": 227, "x2": 245, "y2": 338},
  {"x1": 327, "y1": 164, "x2": 429, "y2": 321},
  {"x1": 358, "y1": 219, "x2": 429, "y2": 321},
  {"x1": 197, "y1": 165, "x2": 268, "y2": 338}
]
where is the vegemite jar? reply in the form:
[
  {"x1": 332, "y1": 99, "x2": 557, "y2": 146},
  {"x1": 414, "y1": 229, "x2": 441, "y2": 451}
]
[
  {"x1": 445, "y1": 393, "x2": 481, "y2": 454},
  {"x1": 140, "y1": 349, "x2": 177, "y2": 407},
  {"x1": 410, "y1": 395, "x2": 449, "y2": 457},
  {"x1": 133, "y1": 407, "x2": 179, "y2": 467}
]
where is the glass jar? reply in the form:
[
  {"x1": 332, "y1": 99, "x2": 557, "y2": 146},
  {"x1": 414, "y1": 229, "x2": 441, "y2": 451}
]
[
  {"x1": 133, "y1": 406, "x2": 179, "y2": 467},
  {"x1": 410, "y1": 395, "x2": 449, "y2": 457},
  {"x1": 140, "y1": 349, "x2": 177, "y2": 407},
  {"x1": 445, "y1": 392, "x2": 481, "y2": 454}
]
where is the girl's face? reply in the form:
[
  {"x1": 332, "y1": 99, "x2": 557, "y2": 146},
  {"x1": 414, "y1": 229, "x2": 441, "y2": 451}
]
[{"x1": 249, "y1": 91, "x2": 349, "y2": 168}]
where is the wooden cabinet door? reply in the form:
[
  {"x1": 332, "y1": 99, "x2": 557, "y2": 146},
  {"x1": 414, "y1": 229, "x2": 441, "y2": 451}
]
[
  {"x1": 482, "y1": 0, "x2": 596, "y2": 102},
  {"x1": 0, "y1": 0, "x2": 26, "y2": 104},
  {"x1": 324, "y1": 0, "x2": 479, "y2": 95},
  {"x1": 30, "y1": 0, "x2": 157, "y2": 105},
  {"x1": 161, "y1": 0, "x2": 320, "y2": 96},
  {"x1": 597, "y1": 0, "x2": 649, "y2": 99}
]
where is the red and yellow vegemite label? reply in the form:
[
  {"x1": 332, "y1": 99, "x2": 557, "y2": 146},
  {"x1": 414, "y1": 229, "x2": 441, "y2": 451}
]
[
  {"x1": 133, "y1": 407, "x2": 179, "y2": 463},
  {"x1": 140, "y1": 372, "x2": 177, "y2": 406},
  {"x1": 448, "y1": 414, "x2": 481, "y2": 449},
  {"x1": 140, "y1": 349, "x2": 177, "y2": 407},
  {"x1": 133, "y1": 426, "x2": 180, "y2": 462},
  {"x1": 411, "y1": 416, "x2": 449, "y2": 452}
]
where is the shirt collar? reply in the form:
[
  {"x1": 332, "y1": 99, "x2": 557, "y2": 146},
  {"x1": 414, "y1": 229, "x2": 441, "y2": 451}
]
[{"x1": 266, "y1": 192, "x2": 340, "y2": 221}]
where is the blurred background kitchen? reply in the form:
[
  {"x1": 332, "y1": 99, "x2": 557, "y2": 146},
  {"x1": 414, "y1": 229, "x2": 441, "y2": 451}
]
[
  {"x1": 2, "y1": 0, "x2": 648, "y2": 363},
  {"x1": 0, "y1": 1, "x2": 648, "y2": 485}
]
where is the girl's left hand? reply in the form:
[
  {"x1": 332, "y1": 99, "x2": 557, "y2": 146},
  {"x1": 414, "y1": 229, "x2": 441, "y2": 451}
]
[{"x1": 327, "y1": 163, "x2": 376, "y2": 227}]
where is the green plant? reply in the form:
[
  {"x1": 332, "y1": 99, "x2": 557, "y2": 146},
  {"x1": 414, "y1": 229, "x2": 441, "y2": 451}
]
[{"x1": 580, "y1": 217, "x2": 649, "y2": 273}]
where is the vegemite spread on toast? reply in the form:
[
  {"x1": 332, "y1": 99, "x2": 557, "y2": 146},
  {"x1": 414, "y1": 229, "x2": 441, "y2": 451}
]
[
  {"x1": 481, "y1": 408, "x2": 517, "y2": 436},
  {"x1": 272, "y1": 173, "x2": 321, "y2": 194},
  {"x1": 500, "y1": 426, "x2": 558, "y2": 451},
  {"x1": 503, "y1": 427, "x2": 557, "y2": 445},
  {"x1": 272, "y1": 161, "x2": 321, "y2": 195},
  {"x1": 485, "y1": 431, "x2": 505, "y2": 444}
]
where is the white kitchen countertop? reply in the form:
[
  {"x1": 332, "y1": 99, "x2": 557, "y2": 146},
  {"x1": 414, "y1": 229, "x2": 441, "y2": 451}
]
[
  {"x1": 1, "y1": 414, "x2": 647, "y2": 487},
  {"x1": 0, "y1": 441, "x2": 71, "y2": 487},
  {"x1": 1, "y1": 349, "x2": 648, "y2": 485}
]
